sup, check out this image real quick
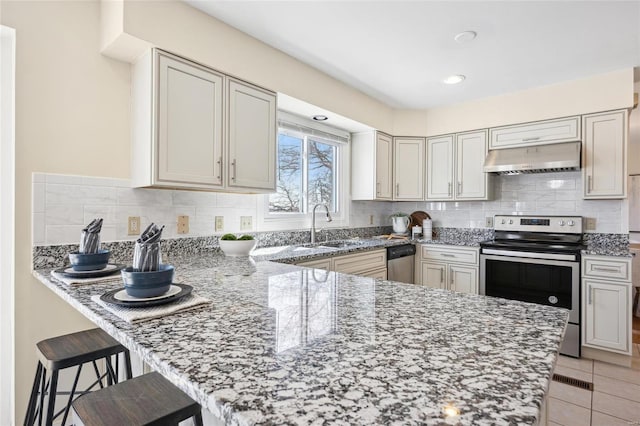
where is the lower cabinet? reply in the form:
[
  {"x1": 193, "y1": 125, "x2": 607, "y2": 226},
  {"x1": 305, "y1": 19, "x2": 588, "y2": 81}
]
[
  {"x1": 296, "y1": 249, "x2": 387, "y2": 279},
  {"x1": 582, "y1": 255, "x2": 632, "y2": 355},
  {"x1": 415, "y1": 245, "x2": 479, "y2": 294}
]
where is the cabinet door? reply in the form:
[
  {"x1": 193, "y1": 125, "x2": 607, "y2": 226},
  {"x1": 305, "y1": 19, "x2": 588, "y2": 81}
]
[
  {"x1": 583, "y1": 110, "x2": 626, "y2": 199},
  {"x1": 376, "y1": 132, "x2": 393, "y2": 200},
  {"x1": 426, "y1": 135, "x2": 454, "y2": 200},
  {"x1": 583, "y1": 278, "x2": 630, "y2": 353},
  {"x1": 419, "y1": 261, "x2": 447, "y2": 289},
  {"x1": 449, "y1": 264, "x2": 478, "y2": 294},
  {"x1": 489, "y1": 116, "x2": 580, "y2": 150},
  {"x1": 227, "y1": 78, "x2": 277, "y2": 191},
  {"x1": 456, "y1": 130, "x2": 489, "y2": 200},
  {"x1": 156, "y1": 52, "x2": 224, "y2": 187},
  {"x1": 393, "y1": 137, "x2": 424, "y2": 200},
  {"x1": 361, "y1": 268, "x2": 388, "y2": 280}
]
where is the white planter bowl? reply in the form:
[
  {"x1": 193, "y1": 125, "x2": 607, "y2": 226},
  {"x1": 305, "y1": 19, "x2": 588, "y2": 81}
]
[{"x1": 219, "y1": 239, "x2": 257, "y2": 256}]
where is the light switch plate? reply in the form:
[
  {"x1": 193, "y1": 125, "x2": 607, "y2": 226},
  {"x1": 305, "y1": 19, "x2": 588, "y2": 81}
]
[
  {"x1": 177, "y1": 215, "x2": 189, "y2": 234},
  {"x1": 215, "y1": 216, "x2": 224, "y2": 232},
  {"x1": 240, "y1": 216, "x2": 252, "y2": 231},
  {"x1": 127, "y1": 216, "x2": 140, "y2": 236},
  {"x1": 485, "y1": 217, "x2": 494, "y2": 228}
]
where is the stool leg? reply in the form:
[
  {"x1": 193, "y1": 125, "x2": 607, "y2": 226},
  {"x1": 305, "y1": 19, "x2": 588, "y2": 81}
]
[
  {"x1": 38, "y1": 368, "x2": 47, "y2": 426},
  {"x1": 105, "y1": 357, "x2": 116, "y2": 386},
  {"x1": 24, "y1": 362, "x2": 43, "y2": 425},
  {"x1": 60, "y1": 364, "x2": 83, "y2": 426},
  {"x1": 44, "y1": 370, "x2": 58, "y2": 426},
  {"x1": 123, "y1": 350, "x2": 132, "y2": 380},
  {"x1": 193, "y1": 411, "x2": 204, "y2": 426}
]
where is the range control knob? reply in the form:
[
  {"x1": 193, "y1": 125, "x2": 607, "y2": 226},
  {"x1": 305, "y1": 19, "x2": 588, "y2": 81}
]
[
  {"x1": 508, "y1": 219, "x2": 513, "y2": 224},
  {"x1": 558, "y1": 220, "x2": 565, "y2": 226},
  {"x1": 501, "y1": 219, "x2": 506, "y2": 224},
  {"x1": 567, "y1": 220, "x2": 575, "y2": 226}
]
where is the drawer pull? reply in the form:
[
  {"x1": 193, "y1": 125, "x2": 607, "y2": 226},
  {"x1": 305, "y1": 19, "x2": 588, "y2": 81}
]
[
  {"x1": 592, "y1": 266, "x2": 619, "y2": 273},
  {"x1": 523, "y1": 136, "x2": 541, "y2": 142},
  {"x1": 440, "y1": 254, "x2": 456, "y2": 258}
]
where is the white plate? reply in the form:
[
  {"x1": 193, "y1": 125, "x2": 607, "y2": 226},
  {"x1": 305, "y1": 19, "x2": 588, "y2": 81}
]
[{"x1": 113, "y1": 284, "x2": 181, "y2": 302}]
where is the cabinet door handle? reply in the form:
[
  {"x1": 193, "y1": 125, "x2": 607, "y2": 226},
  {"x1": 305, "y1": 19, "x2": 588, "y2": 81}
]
[
  {"x1": 593, "y1": 266, "x2": 619, "y2": 273},
  {"x1": 376, "y1": 182, "x2": 380, "y2": 195},
  {"x1": 457, "y1": 181, "x2": 462, "y2": 194},
  {"x1": 588, "y1": 285, "x2": 592, "y2": 305},
  {"x1": 448, "y1": 182, "x2": 452, "y2": 196},
  {"x1": 450, "y1": 272, "x2": 453, "y2": 286},
  {"x1": 231, "y1": 159, "x2": 237, "y2": 182},
  {"x1": 217, "y1": 157, "x2": 222, "y2": 180},
  {"x1": 523, "y1": 136, "x2": 540, "y2": 142},
  {"x1": 440, "y1": 267, "x2": 444, "y2": 284},
  {"x1": 396, "y1": 183, "x2": 400, "y2": 197},
  {"x1": 588, "y1": 175, "x2": 592, "y2": 193}
]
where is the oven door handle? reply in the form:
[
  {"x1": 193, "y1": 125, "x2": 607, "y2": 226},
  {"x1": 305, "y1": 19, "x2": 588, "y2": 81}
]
[{"x1": 481, "y1": 248, "x2": 578, "y2": 262}]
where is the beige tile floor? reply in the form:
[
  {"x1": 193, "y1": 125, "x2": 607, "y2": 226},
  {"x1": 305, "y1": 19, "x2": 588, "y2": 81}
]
[{"x1": 547, "y1": 343, "x2": 640, "y2": 425}]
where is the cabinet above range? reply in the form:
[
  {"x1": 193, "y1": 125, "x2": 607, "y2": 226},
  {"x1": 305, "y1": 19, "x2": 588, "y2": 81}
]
[{"x1": 131, "y1": 49, "x2": 277, "y2": 193}]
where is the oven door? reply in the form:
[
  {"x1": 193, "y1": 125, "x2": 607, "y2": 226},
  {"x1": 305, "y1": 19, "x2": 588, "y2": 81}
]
[{"x1": 480, "y1": 253, "x2": 579, "y2": 324}]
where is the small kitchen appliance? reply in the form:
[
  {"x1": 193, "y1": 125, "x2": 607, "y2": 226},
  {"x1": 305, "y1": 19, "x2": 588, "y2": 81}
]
[{"x1": 480, "y1": 215, "x2": 584, "y2": 357}]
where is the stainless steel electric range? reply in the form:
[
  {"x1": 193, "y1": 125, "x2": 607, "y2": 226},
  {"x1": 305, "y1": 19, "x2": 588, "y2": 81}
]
[{"x1": 480, "y1": 215, "x2": 584, "y2": 358}]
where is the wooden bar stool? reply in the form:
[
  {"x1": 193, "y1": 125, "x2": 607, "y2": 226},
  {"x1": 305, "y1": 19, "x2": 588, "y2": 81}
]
[
  {"x1": 24, "y1": 328, "x2": 132, "y2": 426},
  {"x1": 72, "y1": 371, "x2": 204, "y2": 426}
]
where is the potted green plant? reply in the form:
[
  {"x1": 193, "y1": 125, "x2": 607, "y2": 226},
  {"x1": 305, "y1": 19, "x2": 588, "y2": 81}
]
[{"x1": 218, "y1": 234, "x2": 256, "y2": 256}]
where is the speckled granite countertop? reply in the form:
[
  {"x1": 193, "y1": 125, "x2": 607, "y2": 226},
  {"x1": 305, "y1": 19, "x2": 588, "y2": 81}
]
[
  {"x1": 34, "y1": 252, "x2": 567, "y2": 426},
  {"x1": 581, "y1": 233, "x2": 632, "y2": 257}
]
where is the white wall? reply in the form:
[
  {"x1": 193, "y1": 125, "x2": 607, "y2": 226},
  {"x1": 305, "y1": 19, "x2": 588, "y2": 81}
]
[{"x1": 395, "y1": 172, "x2": 625, "y2": 234}]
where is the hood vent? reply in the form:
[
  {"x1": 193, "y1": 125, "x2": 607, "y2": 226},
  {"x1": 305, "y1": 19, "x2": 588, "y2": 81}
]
[{"x1": 483, "y1": 141, "x2": 581, "y2": 175}]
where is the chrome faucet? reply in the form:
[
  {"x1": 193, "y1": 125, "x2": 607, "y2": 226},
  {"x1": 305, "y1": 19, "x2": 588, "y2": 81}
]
[{"x1": 311, "y1": 203, "x2": 332, "y2": 243}]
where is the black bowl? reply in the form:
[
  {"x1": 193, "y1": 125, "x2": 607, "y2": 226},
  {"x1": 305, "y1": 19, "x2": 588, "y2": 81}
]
[
  {"x1": 68, "y1": 250, "x2": 110, "y2": 271},
  {"x1": 121, "y1": 264, "x2": 174, "y2": 298}
]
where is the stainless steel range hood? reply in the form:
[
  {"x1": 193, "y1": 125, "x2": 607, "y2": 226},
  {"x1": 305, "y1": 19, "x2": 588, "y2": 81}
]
[{"x1": 483, "y1": 141, "x2": 581, "y2": 175}]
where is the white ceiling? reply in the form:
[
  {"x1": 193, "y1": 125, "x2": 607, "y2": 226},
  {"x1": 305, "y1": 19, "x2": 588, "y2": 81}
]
[{"x1": 186, "y1": 1, "x2": 640, "y2": 109}]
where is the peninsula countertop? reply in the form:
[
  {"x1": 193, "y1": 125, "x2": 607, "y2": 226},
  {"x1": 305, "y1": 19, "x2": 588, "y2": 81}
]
[{"x1": 34, "y1": 253, "x2": 567, "y2": 425}]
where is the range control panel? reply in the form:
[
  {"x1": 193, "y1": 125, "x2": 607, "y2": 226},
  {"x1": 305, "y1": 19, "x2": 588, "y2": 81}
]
[{"x1": 493, "y1": 215, "x2": 583, "y2": 234}]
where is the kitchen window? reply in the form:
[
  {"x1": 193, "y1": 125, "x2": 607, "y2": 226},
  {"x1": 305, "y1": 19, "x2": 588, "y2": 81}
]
[{"x1": 261, "y1": 112, "x2": 350, "y2": 229}]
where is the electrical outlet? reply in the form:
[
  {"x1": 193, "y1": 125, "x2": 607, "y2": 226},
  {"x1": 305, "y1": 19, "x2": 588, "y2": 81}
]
[
  {"x1": 177, "y1": 215, "x2": 189, "y2": 234},
  {"x1": 485, "y1": 216, "x2": 494, "y2": 228},
  {"x1": 585, "y1": 217, "x2": 596, "y2": 231},
  {"x1": 369, "y1": 215, "x2": 374, "y2": 225},
  {"x1": 215, "y1": 216, "x2": 224, "y2": 232},
  {"x1": 127, "y1": 216, "x2": 140, "y2": 236},
  {"x1": 240, "y1": 216, "x2": 252, "y2": 231}
]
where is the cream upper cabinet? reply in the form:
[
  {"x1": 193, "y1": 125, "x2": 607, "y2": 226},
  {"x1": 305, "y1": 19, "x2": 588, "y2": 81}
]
[
  {"x1": 426, "y1": 135, "x2": 454, "y2": 200},
  {"x1": 131, "y1": 49, "x2": 276, "y2": 193},
  {"x1": 351, "y1": 131, "x2": 393, "y2": 200},
  {"x1": 393, "y1": 137, "x2": 425, "y2": 200},
  {"x1": 582, "y1": 110, "x2": 627, "y2": 199},
  {"x1": 227, "y1": 78, "x2": 277, "y2": 191},
  {"x1": 455, "y1": 130, "x2": 490, "y2": 200},
  {"x1": 582, "y1": 255, "x2": 632, "y2": 355},
  {"x1": 426, "y1": 130, "x2": 490, "y2": 201},
  {"x1": 489, "y1": 116, "x2": 580, "y2": 150}
]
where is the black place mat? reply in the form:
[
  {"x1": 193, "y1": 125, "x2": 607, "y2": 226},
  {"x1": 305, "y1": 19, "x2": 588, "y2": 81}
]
[
  {"x1": 53, "y1": 263, "x2": 125, "y2": 279},
  {"x1": 99, "y1": 284, "x2": 192, "y2": 308}
]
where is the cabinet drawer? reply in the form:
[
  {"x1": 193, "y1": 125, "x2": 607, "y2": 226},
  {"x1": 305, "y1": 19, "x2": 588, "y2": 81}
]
[
  {"x1": 583, "y1": 256, "x2": 631, "y2": 282},
  {"x1": 420, "y1": 245, "x2": 479, "y2": 265},
  {"x1": 333, "y1": 249, "x2": 387, "y2": 275},
  {"x1": 489, "y1": 116, "x2": 580, "y2": 150},
  {"x1": 296, "y1": 258, "x2": 332, "y2": 271}
]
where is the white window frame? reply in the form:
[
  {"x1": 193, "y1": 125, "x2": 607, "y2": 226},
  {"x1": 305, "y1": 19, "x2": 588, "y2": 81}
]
[{"x1": 258, "y1": 112, "x2": 350, "y2": 232}]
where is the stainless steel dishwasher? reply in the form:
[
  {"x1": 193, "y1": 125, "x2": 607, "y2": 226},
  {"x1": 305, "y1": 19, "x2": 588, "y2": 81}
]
[{"x1": 387, "y1": 244, "x2": 416, "y2": 284}]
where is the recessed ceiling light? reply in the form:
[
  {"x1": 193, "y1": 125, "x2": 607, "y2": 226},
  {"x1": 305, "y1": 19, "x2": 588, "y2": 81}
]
[
  {"x1": 312, "y1": 115, "x2": 328, "y2": 121},
  {"x1": 443, "y1": 75, "x2": 466, "y2": 85},
  {"x1": 454, "y1": 31, "x2": 477, "y2": 44}
]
